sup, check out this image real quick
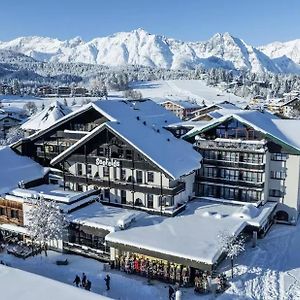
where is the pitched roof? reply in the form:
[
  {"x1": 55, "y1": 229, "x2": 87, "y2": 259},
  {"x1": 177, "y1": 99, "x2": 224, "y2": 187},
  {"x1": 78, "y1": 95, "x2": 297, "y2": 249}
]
[
  {"x1": 51, "y1": 100, "x2": 201, "y2": 179},
  {"x1": 161, "y1": 100, "x2": 201, "y2": 109},
  {"x1": 21, "y1": 100, "x2": 72, "y2": 131},
  {"x1": 184, "y1": 110, "x2": 300, "y2": 153}
]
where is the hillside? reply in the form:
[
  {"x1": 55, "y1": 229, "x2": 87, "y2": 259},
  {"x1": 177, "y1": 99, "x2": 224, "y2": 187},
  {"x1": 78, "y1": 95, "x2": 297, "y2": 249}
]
[{"x1": 130, "y1": 80, "x2": 247, "y2": 106}]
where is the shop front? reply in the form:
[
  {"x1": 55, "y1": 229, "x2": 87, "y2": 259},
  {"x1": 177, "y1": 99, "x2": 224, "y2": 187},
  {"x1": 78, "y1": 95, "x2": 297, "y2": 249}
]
[
  {"x1": 107, "y1": 241, "x2": 217, "y2": 289},
  {"x1": 114, "y1": 251, "x2": 192, "y2": 286}
]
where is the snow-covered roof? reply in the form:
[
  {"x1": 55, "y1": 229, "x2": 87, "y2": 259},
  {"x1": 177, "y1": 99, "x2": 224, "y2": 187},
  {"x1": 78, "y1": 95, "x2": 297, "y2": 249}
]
[
  {"x1": 106, "y1": 200, "x2": 246, "y2": 265},
  {"x1": 161, "y1": 99, "x2": 201, "y2": 109},
  {"x1": 106, "y1": 199, "x2": 276, "y2": 265},
  {"x1": 0, "y1": 147, "x2": 46, "y2": 194},
  {"x1": 184, "y1": 110, "x2": 300, "y2": 152},
  {"x1": 51, "y1": 100, "x2": 201, "y2": 179},
  {"x1": 69, "y1": 202, "x2": 146, "y2": 232},
  {"x1": 0, "y1": 265, "x2": 112, "y2": 300},
  {"x1": 21, "y1": 100, "x2": 72, "y2": 131},
  {"x1": 8, "y1": 184, "x2": 98, "y2": 204}
]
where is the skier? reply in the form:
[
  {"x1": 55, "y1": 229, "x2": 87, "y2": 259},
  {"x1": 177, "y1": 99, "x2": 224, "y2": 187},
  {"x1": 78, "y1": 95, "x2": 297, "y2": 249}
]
[
  {"x1": 168, "y1": 285, "x2": 175, "y2": 300},
  {"x1": 73, "y1": 275, "x2": 81, "y2": 287},
  {"x1": 81, "y1": 272, "x2": 87, "y2": 288},
  {"x1": 85, "y1": 279, "x2": 91, "y2": 291},
  {"x1": 104, "y1": 274, "x2": 110, "y2": 291}
]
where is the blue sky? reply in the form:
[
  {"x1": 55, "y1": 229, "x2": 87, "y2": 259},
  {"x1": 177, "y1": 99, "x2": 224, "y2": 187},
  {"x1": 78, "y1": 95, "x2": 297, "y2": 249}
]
[{"x1": 0, "y1": 0, "x2": 299, "y2": 45}]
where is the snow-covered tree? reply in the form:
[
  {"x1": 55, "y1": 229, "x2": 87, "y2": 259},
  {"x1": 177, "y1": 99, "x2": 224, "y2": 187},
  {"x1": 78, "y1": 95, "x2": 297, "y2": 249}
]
[
  {"x1": 123, "y1": 89, "x2": 143, "y2": 100},
  {"x1": 23, "y1": 101, "x2": 37, "y2": 115},
  {"x1": 26, "y1": 196, "x2": 68, "y2": 256},
  {"x1": 1, "y1": 127, "x2": 25, "y2": 145},
  {"x1": 218, "y1": 231, "x2": 245, "y2": 278}
]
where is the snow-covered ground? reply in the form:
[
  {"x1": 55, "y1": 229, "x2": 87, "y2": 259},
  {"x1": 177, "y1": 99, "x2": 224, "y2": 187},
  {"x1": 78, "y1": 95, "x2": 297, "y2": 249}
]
[
  {"x1": 0, "y1": 265, "x2": 112, "y2": 300},
  {"x1": 1, "y1": 222, "x2": 300, "y2": 299},
  {"x1": 0, "y1": 95, "x2": 98, "y2": 110},
  {"x1": 219, "y1": 223, "x2": 300, "y2": 300},
  {"x1": 130, "y1": 80, "x2": 247, "y2": 106},
  {"x1": 0, "y1": 250, "x2": 201, "y2": 300}
]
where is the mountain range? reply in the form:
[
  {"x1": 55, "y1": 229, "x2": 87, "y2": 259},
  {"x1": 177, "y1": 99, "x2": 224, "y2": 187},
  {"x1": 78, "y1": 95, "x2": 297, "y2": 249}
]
[{"x1": 1, "y1": 29, "x2": 300, "y2": 74}]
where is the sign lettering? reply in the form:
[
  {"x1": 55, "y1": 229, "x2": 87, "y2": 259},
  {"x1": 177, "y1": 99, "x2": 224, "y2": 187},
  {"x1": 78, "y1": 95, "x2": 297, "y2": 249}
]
[{"x1": 95, "y1": 158, "x2": 120, "y2": 167}]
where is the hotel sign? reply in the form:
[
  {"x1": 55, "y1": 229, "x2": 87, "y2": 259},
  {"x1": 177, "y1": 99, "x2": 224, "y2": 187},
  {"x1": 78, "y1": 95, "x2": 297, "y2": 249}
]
[{"x1": 95, "y1": 157, "x2": 120, "y2": 167}]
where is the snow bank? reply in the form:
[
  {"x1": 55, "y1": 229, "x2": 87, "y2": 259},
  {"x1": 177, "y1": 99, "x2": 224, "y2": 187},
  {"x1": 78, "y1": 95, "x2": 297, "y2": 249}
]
[{"x1": 0, "y1": 265, "x2": 112, "y2": 300}]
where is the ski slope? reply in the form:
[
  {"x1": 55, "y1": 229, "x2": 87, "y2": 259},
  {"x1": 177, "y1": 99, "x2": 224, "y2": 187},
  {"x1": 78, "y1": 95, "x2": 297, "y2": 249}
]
[{"x1": 131, "y1": 80, "x2": 247, "y2": 106}]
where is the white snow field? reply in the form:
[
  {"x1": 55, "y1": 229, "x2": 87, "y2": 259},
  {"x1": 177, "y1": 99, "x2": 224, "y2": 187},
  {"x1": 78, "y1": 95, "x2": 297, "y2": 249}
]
[
  {"x1": 0, "y1": 265, "x2": 112, "y2": 300},
  {"x1": 1, "y1": 222, "x2": 300, "y2": 299},
  {"x1": 130, "y1": 80, "x2": 247, "y2": 106}
]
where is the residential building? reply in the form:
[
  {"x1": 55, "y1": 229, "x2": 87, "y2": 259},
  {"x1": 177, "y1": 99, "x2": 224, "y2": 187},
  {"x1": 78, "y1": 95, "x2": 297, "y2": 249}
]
[
  {"x1": 184, "y1": 110, "x2": 300, "y2": 224},
  {"x1": 160, "y1": 100, "x2": 202, "y2": 120},
  {"x1": 13, "y1": 99, "x2": 201, "y2": 215}
]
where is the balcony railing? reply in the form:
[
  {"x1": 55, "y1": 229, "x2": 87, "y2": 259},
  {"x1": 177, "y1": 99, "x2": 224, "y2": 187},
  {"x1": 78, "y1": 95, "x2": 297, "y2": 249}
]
[
  {"x1": 202, "y1": 158, "x2": 265, "y2": 170},
  {"x1": 196, "y1": 175, "x2": 265, "y2": 189},
  {"x1": 64, "y1": 174, "x2": 185, "y2": 196},
  {"x1": 197, "y1": 139, "x2": 267, "y2": 152}
]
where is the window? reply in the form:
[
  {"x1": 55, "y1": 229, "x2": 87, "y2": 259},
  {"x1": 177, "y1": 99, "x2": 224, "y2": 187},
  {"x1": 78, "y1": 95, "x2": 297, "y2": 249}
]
[
  {"x1": 147, "y1": 194, "x2": 153, "y2": 208},
  {"x1": 147, "y1": 172, "x2": 154, "y2": 183},
  {"x1": 113, "y1": 167, "x2": 118, "y2": 180},
  {"x1": 220, "y1": 169, "x2": 239, "y2": 181},
  {"x1": 125, "y1": 150, "x2": 132, "y2": 160},
  {"x1": 77, "y1": 184, "x2": 83, "y2": 192},
  {"x1": 203, "y1": 167, "x2": 217, "y2": 178},
  {"x1": 241, "y1": 190, "x2": 261, "y2": 202},
  {"x1": 270, "y1": 171, "x2": 286, "y2": 180},
  {"x1": 120, "y1": 169, "x2": 126, "y2": 181},
  {"x1": 104, "y1": 189, "x2": 110, "y2": 200},
  {"x1": 269, "y1": 189, "x2": 284, "y2": 197},
  {"x1": 220, "y1": 187, "x2": 238, "y2": 200},
  {"x1": 0, "y1": 207, "x2": 5, "y2": 215},
  {"x1": 97, "y1": 147, "x2": 104, "y2": 156},
  {"x1": 271, "y1": 153, "x2": 287, "y2": 161},
  {"x1": 10, "y1": 210, "x2": 19, "y2": 219},
  {"x1": 121, "y1": 190, "x2": 126, "y2": 204},
  {"x1": 136, "y1": 170, "x2": 143, "y2": 184},
  {"x1": 77, "y1": 163, "x2": 83, "y2": 176},
  {"x1": 103, "y1": 167, "x2": 109, "y2": 177},
  {"x1": 87, "y1": 164, "x2": 92, "y2": 176},
  {"x1": 242, "y1": 171, "x2": 263, "y2": 182}
]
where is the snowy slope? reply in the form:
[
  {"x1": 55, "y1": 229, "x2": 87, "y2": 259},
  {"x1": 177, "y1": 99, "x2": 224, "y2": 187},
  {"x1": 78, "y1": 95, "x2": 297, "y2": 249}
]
[
  {"x1": 0, "y1": 29, "x2": 296, "y2": 74},
  {"x1": 130, "y1": 80, "x2": 247, "y2": 106}
]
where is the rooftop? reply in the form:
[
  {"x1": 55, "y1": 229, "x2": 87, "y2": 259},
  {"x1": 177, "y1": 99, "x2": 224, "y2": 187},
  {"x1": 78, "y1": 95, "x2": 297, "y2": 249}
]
[
  {"x1": 0, "y1": 147, "x2": 46, "y2": 195},
  {"x1": 51, "y1": 99, "x2": 202, "y2": 179},
  {"x1": 106, "y1": 199, "x2": 275, "y2": 265},
  {"x1": 69, "y1": 202, "x2": 147, "y2": 232}
]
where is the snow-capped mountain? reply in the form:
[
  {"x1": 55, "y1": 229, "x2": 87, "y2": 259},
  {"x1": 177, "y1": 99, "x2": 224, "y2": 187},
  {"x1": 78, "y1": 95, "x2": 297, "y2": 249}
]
[
  {"x1": 259, "y1": 40, "x2": 300, "y2": 64},
  {"x1": 1, "y1": 29, "x2": 300, "y2": 74}
]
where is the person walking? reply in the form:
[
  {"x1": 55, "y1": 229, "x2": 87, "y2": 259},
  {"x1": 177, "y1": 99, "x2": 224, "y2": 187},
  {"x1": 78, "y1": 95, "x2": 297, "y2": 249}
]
[
  {"x1": 73, "y1": 275, "x2": 81, "y2": 287},
  {"x1": 104, "y1": 274, "x2": 110, "y2": 291},
  {"x1": 85, "y1": 279, "x2": 91, "y2": 291},
  {"x1": 168, "y1": 285, "x2": 175, "y2": 300},
  {"x1": 81, "y1": 272, "x2": 87, "y2": 288}
]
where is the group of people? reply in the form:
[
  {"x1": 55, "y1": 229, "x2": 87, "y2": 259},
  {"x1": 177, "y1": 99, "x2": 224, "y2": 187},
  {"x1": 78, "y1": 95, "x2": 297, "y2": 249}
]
[
  {"x1": 73, "y1": 273, "x2": 111, "y2": 292},
  {"x1": 73, "y1": 273, "x2": 92, "y2": 291},
  {"x1": 115, "y1": 255, "x2": 190, "y2": 285},
  {"x1": 194, "y1": 271, "x2": 228, "y2": 294}
]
